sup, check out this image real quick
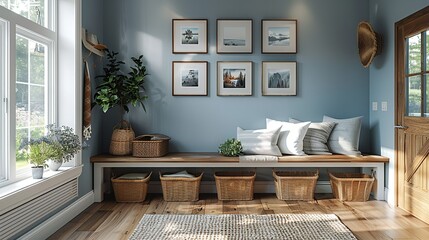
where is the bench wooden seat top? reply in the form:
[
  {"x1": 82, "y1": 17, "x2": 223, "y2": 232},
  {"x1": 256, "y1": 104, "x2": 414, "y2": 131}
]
[{"x1": 90, "y1": 152, "x2": 389, "y2": 163}]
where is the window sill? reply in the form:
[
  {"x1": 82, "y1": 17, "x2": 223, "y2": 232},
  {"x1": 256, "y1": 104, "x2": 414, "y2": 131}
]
[{"x1": 0, "y1": 165, "x2": 83, "y2": 215}]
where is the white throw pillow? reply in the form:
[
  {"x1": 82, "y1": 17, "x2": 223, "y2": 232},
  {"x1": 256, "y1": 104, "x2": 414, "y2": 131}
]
[
  {"x1": 237, "y1": 127, "x2": 282, "y2": 156},
  {"x1": 289, "y1": 118, "x2": 336, "y2": 155},
  {"x1": 266, "y1": 118, "x2": 311, "y2": 155},
  {"x1": 323, "y1": 116, "x2": 362, "y2": 156}
]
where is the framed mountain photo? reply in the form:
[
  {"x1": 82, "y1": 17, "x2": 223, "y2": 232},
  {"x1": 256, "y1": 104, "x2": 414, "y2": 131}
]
[{"x1": 261, "y1": 19, "x2": 297, "y2": 53}]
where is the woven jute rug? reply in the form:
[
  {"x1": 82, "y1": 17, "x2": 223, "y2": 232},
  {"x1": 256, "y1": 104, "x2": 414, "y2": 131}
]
[{"x1": 129, "y1": 214, "x2": 357, "y2": 240}]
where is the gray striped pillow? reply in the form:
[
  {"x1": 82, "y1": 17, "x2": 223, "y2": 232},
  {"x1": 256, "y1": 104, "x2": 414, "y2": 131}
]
[{"x1": 289, "y1": 118, "x2": 336, "y2": 155}]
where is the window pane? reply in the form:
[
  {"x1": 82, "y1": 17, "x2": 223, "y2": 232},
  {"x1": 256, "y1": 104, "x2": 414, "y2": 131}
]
[
  {"x1": 0, "y1": 0, "x2": 47, "y2": 28},
  {"x1": 407, "y1": 75, "x2": 422, "y2": 116},
  {"x1": 408, "y1": 33, "x2": 421, "y2": 74},
  {"x1": 15, "y1": 34, "x2": 47, "y2": 173}
]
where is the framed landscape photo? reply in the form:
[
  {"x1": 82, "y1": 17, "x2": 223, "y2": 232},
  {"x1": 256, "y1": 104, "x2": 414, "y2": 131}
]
[
  {"x1": 262, "y1": 61, "x2": 296, "y2": 96},
  {"x1": 172, "y1": 61, "x2": 208, "y2": 96},
  {"x1": 172, "y1": 19, "x2": 208, "y2": 53},
  {"x1": 217, "y1": 19, "x2": 252, "y2": 53},
  {"x1": 261, "y1": 19, "x2": 297, "y2": 53},
  {"x1": 217, "y1": 61, "x2": 252, "y2": 96}
]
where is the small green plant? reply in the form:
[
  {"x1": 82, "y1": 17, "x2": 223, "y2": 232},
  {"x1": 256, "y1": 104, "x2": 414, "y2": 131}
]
[
  {"x1": 218, "y1": 138, "x2": 243, "y2": 157},
  {"x1": 93, "y1": 49, "x2": 149, "y2": 114},
  {"x1": 23, "y1": 138, "x2": 59, "y2": 168},
  {"x1": 46, "y1": 124, "x2": 81, "y2": 163}
]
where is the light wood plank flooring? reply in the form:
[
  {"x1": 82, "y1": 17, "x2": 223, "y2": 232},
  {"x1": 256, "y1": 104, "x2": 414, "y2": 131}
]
[{"x1": 48, "y1": 194, "x2": 429, "y2": 240}]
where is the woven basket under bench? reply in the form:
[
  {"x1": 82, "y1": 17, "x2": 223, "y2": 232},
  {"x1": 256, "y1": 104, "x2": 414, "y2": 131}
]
[
  {"x1": 111, "y1": 172, "x2": 152, "y2": 202},
  {"x1": 159, "y1": 172, "x2": 203, "y2": 202},
  {"x1": 273, "y1": 170, "x2": 319, "y2": 201},
  {"x1": 329, "y1": 172, "x2": 374, "y2": 202},
  {"x1": 214, "y1": 171, "x2": 256, "y2": 201}
]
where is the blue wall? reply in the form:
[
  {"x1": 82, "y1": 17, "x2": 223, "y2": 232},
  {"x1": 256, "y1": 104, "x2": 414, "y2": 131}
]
[
  {"x1": 79, "y1": 0, "x2": 105, "y2": 196},
  {"x1": 100, "y1": 0, "x2": 371, "y2": 153},
  {"x1": 369, "y1": 0, "x2": 428, "y2": 202}
]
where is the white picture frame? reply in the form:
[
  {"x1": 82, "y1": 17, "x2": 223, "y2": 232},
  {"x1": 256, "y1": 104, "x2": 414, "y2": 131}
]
[
  {"x1": 217, "y1": 61, "x2": 252, "y2": 96},
  {"x1": 172, "y1": 19, "x2": 208, "y2": 54},
  {"x1": 262, "y1": 19, "x2": 297, "y2": 53},
  {"x1": 172, "y1": 61, "x2": 208, "y2": 96},
  {"x1": 262, "y1": 61, "x2": 297, "y2": 96},
  {"x1": 217, "y1": 19, "x2": 253, "y2": 53}
]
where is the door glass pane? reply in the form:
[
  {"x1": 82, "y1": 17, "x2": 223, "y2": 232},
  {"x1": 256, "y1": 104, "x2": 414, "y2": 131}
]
[
  {"x1": 15, "y1": 34, "x2": 47, "y2": 173},
  {"x1": 426, "y1": 74, "x2": 429, "y2": 116},
  {"x1": 408, "y1": 33, "x2": 421, "y2": 74},
  {"x1": 407, "y1": 75, "x2": 421, "y2": 116},
  {"x1": 0, "y1": 0, "x2": 47, "y2": 28},
  {"x1": 426, "y1": 30, "x2": 429, "y2": 69}
]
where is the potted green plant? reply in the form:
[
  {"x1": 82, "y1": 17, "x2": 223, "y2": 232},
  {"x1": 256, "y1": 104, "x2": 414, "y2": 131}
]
[
  {"x1": 46, "y1": 124, "x2": 81, "y2": 171},
  {"x1": 93, "y1": 49, "x2": 148, "y2": 114},
  {"x1": 92, "y1": 49, "x2": 149, "y2": 155},
  {"x1": 23, "y1": 137, "x2": 57, "y2": 179},
  {"x1": 218, "y1": 138, "x2": 243, "y2": 157}
]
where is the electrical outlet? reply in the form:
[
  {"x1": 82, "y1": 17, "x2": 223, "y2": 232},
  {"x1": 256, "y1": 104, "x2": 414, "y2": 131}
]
[
  {"x1": 381, "y1": 101, "x2": 387, "y2": 112},
  {"x1": 372, "y1": 102, "x2": 378, "y2": 111}
]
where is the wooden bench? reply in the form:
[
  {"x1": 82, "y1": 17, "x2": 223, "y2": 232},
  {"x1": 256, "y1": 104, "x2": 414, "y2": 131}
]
[{"x1": 90, "y1": 153, "x2": 389, "y2": 202}]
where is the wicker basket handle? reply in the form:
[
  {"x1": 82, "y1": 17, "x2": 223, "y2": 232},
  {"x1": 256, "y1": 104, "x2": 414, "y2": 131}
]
[{"x1": 114, "y1": 120, "x2": 133, "y2": 130}]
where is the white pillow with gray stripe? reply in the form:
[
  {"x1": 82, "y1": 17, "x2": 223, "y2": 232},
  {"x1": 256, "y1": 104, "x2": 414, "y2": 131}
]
[
  {"x1": 237, "y1": 127, "x2": 282, "y2": 156},
  {"x1": 323, "y1": 116, "x2": 362, "y2": 156},
  {"x1": 289, "y1": 118, "x2": 336, "y2": 155}
]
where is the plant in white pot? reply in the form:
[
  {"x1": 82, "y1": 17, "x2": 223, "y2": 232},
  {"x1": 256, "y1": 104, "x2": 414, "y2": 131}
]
[
  {"x1": 46, "y1": 124, "x2": 81, "y2": 171},
  {"x1": 92, "y1": 49, "x2": 149, "y2": 155},
  {"x1": 22, "y1": 138, "x2": 56, "y2": 179}
]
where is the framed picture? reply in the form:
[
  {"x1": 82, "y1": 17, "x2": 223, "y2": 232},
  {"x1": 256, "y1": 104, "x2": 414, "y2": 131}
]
[
  {"x1": 172, "y1": 61, "x2": 208, "y2": 96},
  {"x1": 261, "y1": 19, "x2": 297, "y2": 53},
  {"x1": 217, "y1": 19, "x2": 252, "y2": 53},
  {"x1": 262, "y1": 61, "x2": 297, "y2": 96},
  {"x1": 172, "y1": 19, "x2": 208, "y2": 53},
  {"x1": 217, "y1": 61, "x2": 252, "y2": 96}
]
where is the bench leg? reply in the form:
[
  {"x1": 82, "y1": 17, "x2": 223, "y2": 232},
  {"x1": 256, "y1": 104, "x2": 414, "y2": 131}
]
[
  {"x1": 374, "y1": 163, "x2": 385, "y2": 201},
  {"x1": 94, "y1": 164, "x2": 104, "y2": 202}
]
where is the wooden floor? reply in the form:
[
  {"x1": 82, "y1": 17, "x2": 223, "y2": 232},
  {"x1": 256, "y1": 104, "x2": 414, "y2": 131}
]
[{"x1": 49, "y1": 194, "x2": 429, "y2": 240}]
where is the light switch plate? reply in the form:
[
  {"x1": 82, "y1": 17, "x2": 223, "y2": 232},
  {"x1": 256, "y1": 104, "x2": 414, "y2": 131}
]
[
  {"x1": 372, "y1": 102, "x2": 378, "y2": 111},
  {"x1": 381, "y1": 101, "x2": 387, "y2": 112}
]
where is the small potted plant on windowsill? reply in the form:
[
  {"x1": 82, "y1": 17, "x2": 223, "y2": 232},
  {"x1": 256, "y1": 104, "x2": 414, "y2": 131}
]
[
  {"x1": 23, "y1": 138, "x2": 57, "y2": 179},
  {"x1": 46, "y1": 124, "x2": 82, "y2": 171}
]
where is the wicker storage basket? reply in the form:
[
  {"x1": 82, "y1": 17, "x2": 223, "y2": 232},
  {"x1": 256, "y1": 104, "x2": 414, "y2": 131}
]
[
  {"x1": 132, "y1": 134, "x2": 170, "y2": 157},
  {"x1": 159, "y1": 172, "x2": 203, "y2": 202},
  {"x1": 214, "y1": 171, "x2": 256, "y2": 201},
  {"x1": 109, "y1": 120, "x2": 135, "y2": 156},
  {"x1": 273, "y1": 170, "x2": 319, "y2": 201},
  {"x1": 329, "y1": 172, "x2": 374, "y2": 202},
  {"x1": 111, "y1": 172, "x2": 152, "y2": 202}
]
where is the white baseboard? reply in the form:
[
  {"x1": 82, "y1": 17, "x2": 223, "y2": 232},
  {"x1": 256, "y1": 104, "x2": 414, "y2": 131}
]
[
  {"x1": 148, "y1": 181, "x2": 333, "y2": 194},
  {"x1": 18, "y1": 191, "x2": 94, "y2": 240}
]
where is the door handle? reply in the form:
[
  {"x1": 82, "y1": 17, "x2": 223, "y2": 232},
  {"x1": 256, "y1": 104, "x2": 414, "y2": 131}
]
[{"x1": 394, "y1": 125, "x2": 409, "y2": 130}]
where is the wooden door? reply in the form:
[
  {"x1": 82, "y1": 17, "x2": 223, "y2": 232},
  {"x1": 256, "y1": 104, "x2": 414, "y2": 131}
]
[{"x1": 395, "y1": 6, "x2": 429, "y2": 223}]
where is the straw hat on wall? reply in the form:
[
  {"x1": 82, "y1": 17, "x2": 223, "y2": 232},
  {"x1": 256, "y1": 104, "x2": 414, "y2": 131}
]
[{"x1": 357, "y1": 21, "x2": 382, "y2": 68}]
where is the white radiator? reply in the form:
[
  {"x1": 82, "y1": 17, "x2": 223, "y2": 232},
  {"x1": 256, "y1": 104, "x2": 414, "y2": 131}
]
[{"x1": 0, "y1": 179, "x2": 78, "y2": 239}]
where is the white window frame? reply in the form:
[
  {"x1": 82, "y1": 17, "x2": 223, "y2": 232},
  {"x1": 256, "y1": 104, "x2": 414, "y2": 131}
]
[
  {"x1": 0, "y1": 0, "x2": 82, "y2": 187},
  {"x1": 0, "y1": 18, "x2": 6, "y2": 182}
]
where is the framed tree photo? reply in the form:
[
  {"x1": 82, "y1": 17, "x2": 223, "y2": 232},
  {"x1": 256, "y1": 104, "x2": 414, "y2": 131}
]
[
  {"x1": 262, "y1": 61, "x2": 296, "y2": 96},
  {"x1": 217, "y1": 19, "x2": 253, "y2": 53},
  {"x1": 172, "y1": 19, "x2": 208, "y2": 53},
  {"x1": 217, "y1": 61, "x2": 252, "y2": 96},
  {"x1": 172, "y1": 61, "x2": 208, "y2": 96},
  {"x1": 261, "y1": 19, "x2": 297, "y2": 53}
]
